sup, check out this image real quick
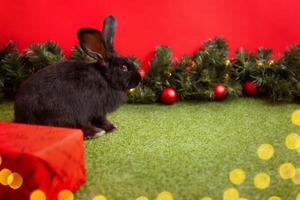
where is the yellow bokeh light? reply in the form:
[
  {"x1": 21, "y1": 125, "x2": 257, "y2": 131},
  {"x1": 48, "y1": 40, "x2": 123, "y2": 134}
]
[
  {"x1": 156, "y1": 191, "x2": 174, "y2": 200},
  {"x1": 291, "y1": 110, "x2": 300, "y2": 126},
  {"x1": 292, "y1": 168, "x2": 300, "y2": 185},
  {"x1": 256, "y1": 60, "x2": 263, "y2": 66},
  {"x1": 285, "y1": 133, "x2": 300, "y2": 150},
  {"x1": 199, "y1": 197, "x2": 212, "y2": 200},
  {"x1": 30, "y1": 190, "x2": 46, "y2": 200},
  {"x1": 278, "y1": 163, "x2": 296, "y2": 179},
  {"x1": 58, "y1": 190, "x2": 74, "y2": 200},
  {"x1": 136, "y1": 196, "x2": 149, "y2": 200},
  {"x1": 229, "y1": 168, "x2": 246, "y2": 185},
  {"x1": 257, "y1": 144, "x2": 274, "y2": 160},
  {"x1": 0, "y1": 168, "x2": 12, "y2": 185},
  {"x1": 267, "y1": 196, "x2": 281, "y2": 200},
  {"x1": 225, "y1": 60, "x2": 231, "y2": 66},
  {"x1": 297, "y1": 192, "x2": 300, "y2": 200},
  {"x1": 238, "y1": 198, "x2": 248, "y2": 200},
  {"x1": 253, "y1": 173, "x2": 270, "y2": 189},
  {"x1": 223, "y1": 188, "x2": 239, "y2": 200},
  {"x1": 296, "y1": 146, "x2": 300, "y2": 153},
  {"x1": 93, "y1": 195, "x2": 107, "y2": 200},
  {"x1": 7, "y1": 172, "x2": 23, "y2": 190},
  {"x1": 129, "y1": 88, "x2": 135, "y2": 93}
]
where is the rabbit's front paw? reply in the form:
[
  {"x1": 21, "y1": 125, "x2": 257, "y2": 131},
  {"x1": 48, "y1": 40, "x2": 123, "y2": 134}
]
[
  {"x1": 92, "y1": 118, "x2": 117, "y2": 133},
  {"x1": 101, "y1": 120, "x2": 117, "y2": 133},
  {"x1": 83, "y1": 124, "x2": 106, "y2": 140}
]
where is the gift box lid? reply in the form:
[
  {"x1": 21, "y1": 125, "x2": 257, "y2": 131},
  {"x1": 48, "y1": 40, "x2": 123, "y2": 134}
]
[{"x1": 0, "y1": 122, "x2": 86, "y2": 199}]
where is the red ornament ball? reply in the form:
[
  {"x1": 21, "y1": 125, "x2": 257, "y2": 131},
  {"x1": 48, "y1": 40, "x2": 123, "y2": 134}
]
[
  {"x1": 160, "y1": 87, "x2": 177, "y2": 105},
  {"x1": 214, "y1": 84, "x2": 227, "y2": 101},
  {"x1": 186, "y1": 66, "x2": 192, "y2": 72},
  {"x1": 243, "y1": 81, "x2": 257, "y2": 96}
]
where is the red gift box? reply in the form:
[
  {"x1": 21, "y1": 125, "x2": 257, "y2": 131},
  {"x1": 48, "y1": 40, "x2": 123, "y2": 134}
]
[{"x1": 0, "y1": 122, "x2": 86, "y2": 200}]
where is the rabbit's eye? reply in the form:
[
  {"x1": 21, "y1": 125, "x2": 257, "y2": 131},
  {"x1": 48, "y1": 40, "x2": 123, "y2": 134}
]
[{"x1": 120, "y1": 65, "x2": 128, "y2": 72}]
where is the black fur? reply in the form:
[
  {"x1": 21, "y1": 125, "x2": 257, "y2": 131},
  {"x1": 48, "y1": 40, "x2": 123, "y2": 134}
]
[{"x1": 14, "y1": 16, "x2": 141, "y2": 138}]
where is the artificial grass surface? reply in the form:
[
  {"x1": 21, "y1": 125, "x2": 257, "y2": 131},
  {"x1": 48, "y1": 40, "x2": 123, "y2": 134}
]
[{"x1": 1, "y1": 98, "x2": 300, "y2": 200}]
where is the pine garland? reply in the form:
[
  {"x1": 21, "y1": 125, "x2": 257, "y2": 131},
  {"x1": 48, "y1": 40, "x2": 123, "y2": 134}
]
[
  {"x1": 0, "y1": 41, "x2": 17, "y2": 89},
  {"x1": 127, "y1": 85, "x2": 156, "y2": 104},
  {"x1": 283, "y1": 45, "x2": 300, "y2": 79},
  {"x1": 0, "y1": 39, "x2": 300, "y2": 103},
  {"x1": 1, "y1": 52, "x2": 32, "y2": 99},
  {"x1": 143, "y1": 46, "x2": 173, "y2": 91},
  {"x1": 129, "y1": 37, "x2": 242, "y2": 103},
  {"x1": 26, "y1": 42, "x2": 65, "y2": 71},
  {"x1": 71, "y1": 45, "x2": 96, "y2": 62},
  {"x1": 231, "y1": 47, "x2": 300, "y2": 102}
]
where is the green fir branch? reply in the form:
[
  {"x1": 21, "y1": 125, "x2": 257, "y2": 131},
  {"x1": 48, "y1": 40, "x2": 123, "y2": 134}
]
[{"x1": 26, "y1": 41, "x2": 65, "y2": 71}]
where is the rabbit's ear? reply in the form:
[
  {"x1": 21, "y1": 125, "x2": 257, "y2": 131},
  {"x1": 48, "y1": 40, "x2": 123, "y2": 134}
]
[
  {"x1": 102, "y1": 16, "x2": 117, "y2": 53},
  {"x1": 77, "y1": 28, "x2": 106, "y2": 60}
]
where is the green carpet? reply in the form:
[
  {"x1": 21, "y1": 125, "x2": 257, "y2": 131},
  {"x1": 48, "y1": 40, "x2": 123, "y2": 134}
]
[{"x1": 1, "y1": 98, "x2": 300, "y2": 200}]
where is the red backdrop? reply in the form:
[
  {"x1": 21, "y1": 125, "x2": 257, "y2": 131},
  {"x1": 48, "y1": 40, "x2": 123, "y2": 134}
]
[{"x1": 0, "y1": 0, "x2": 300, "y2": 68}]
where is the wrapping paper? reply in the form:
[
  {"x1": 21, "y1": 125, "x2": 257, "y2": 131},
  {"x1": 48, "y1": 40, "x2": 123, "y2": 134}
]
[{"x1": 0, "y1": 122, "x2": 86, "y2": 199}]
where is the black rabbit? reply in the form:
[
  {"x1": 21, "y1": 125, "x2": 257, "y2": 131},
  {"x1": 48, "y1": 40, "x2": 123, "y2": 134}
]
[{"x1": 14, "y1": 16, "x2": 141, "y2": 139}]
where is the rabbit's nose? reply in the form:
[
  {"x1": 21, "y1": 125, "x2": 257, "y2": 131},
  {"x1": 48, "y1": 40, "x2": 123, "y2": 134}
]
[{"x1": 128, "y1": 72, "x2": 141, "y2": 89}]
